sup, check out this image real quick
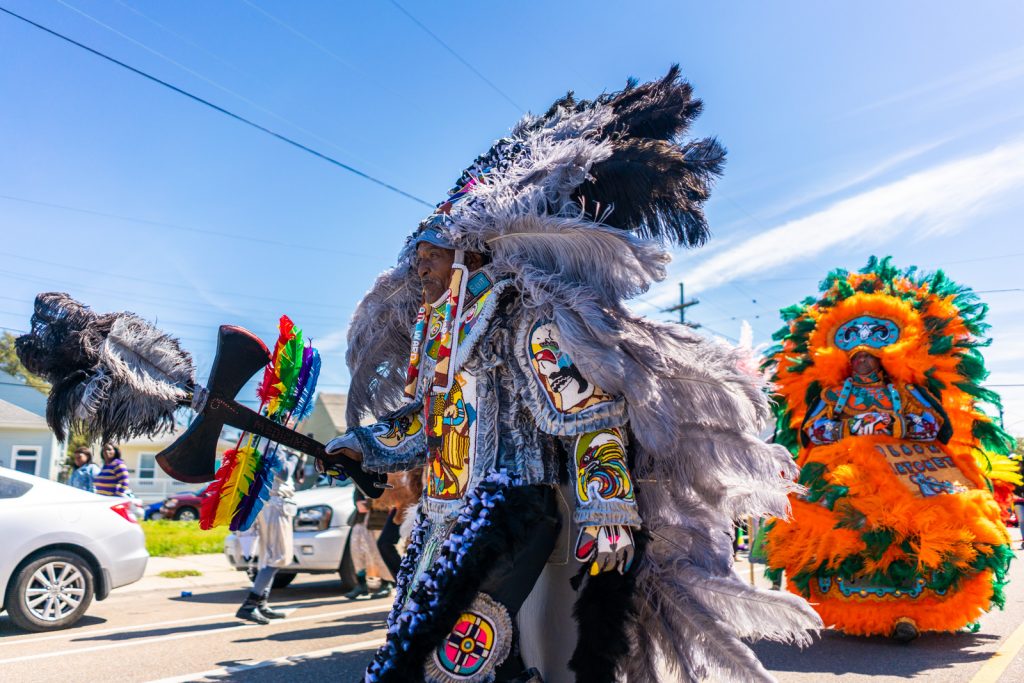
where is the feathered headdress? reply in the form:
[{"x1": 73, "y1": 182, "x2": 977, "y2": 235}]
[
  {"x1": 764, "y1": 255, "x2": 1015, "y2": 464},
  {"x1": 347, "y1": 67, "x2": 823, "y2": 681},
  {"x1": 346, "y1": 65, "x2": 725, "y2": 425}
]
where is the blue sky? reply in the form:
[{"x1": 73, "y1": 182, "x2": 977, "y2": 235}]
[{"x1": 2, "y1": 1, "x2": 1023, "y2": 434}]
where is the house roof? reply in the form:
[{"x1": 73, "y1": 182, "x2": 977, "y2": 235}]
[{"x1": 0, "y1": 398, "x2": 49, "y2": 430}]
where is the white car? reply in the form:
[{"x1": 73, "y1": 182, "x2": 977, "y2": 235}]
[
  {"x1": 224, "y1": 478, "x2": 358, "y2": 589},
  {"x1": 0, "y1": 468, "x2": 149, "y2": 632}
]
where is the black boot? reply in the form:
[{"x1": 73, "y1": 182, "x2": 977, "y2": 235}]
[
  {"x1": 236, "y1": 592, "x2": 270, "y2": 624},
  {"x1": 892, "y1": 617, "x2": 919, "y2": 643},
  {"x1": 257, "y1": 593, "x2": 287, "y2": 619}
]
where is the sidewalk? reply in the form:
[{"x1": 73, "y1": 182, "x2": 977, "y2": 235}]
[{"x1": 124, "y1": 553, "x2": 247, "y2": 594}]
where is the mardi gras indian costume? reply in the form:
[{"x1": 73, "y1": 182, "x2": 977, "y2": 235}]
[
  {"x1": 763, "y1": 257, "x2": 1014, "y2": 641},
  {"x1": 321, "y1": 67, "x2": 821, "y2": 683}
]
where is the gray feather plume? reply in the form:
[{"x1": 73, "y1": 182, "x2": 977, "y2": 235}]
[{"x1": 15, "y1": 292, "x2": 194, "y2": 442}]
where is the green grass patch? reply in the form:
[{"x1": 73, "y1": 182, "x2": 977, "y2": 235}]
[
  {"x1": 158, "y1": 569, "x2": 203, "y2": 578},
  {"x1": 141, "y1": 520, "x2": 229, "y2": 557}
]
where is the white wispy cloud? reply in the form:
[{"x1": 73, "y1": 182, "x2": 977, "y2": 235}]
[
  {"x1": 850, "y1": 46, "x2": 1024, "y2": 115},
  {"x1": 649, "y1": 137, "x2": 1024, "y2": 305}
]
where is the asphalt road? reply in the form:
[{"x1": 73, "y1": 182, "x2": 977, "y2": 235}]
[
  {"x1": 1, "y1": 543, "x2": 1023, "y2": 682},
  {"x1": 0, "y1": 573, "x2": 390, "y2": 682}
]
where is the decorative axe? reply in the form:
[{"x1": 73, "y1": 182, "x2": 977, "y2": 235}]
[{"x1": 15, "y1": 293, "x2": 386, "y2": 498}]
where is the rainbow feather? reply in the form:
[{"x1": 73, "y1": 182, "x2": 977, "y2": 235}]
[
  {"x1": 199, "y1": 448, "x2": 238, "y2": 529},
  {"x1": 292, "y1": 349, "x2": 321, "y2": 422},
  {"x1": 257, "y1": 316, "x2": 295, "y2": 407},
  {"x1": 199, "y1": 444, "x2": 262, "y2": 529},
  {"x1": 201, "y1": 314, "x2": 322, "y2": 531},
  {"x1": 269, "y1": 327, "x2": 304, "y2": 419},
  {"x1": 232, "y1": 447, "x2": 282, "y2": 531}
]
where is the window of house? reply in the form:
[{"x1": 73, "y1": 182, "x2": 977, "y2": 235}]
[
  {"x1": 138, "y1": 452, "x2": 156, "y2": 481},
  {"x1": 12, "y1": 446, "x2": 40, "y2": 476}
]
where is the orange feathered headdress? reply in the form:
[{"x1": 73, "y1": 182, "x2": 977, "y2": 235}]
[{"x1": 764, "y1": 256, "x2": 1013, "y2": 464}]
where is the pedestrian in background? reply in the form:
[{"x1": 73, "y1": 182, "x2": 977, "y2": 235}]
[
  {"x1": 236, "y1": 452, "x2": 301, "y2": 624},
  {"x1": 94, "y1": 443, "x2": 130, "y2": 497},
  {"x1": 67, "y1": 446, "x2": 100, "y2": 493},
  {"x1": 345, "y1": 487, "x2": 393, "y2": 600},
  {"x1": 373, "y1": 467, "x2": 423, "y2": 581}
]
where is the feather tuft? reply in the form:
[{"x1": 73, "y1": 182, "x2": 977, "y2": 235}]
[{"x1": 16, "y1": 292, "x2": 194, "y2": 442}]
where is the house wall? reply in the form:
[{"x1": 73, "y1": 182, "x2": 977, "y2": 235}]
[
  {"x1": 115, "y1": 438, "x2": 237, "y2": 504},
  {"x1": 0, "y1": 428, "x2": 62, "y2": 479},
  {"x1": 297, "y1": 395, "x2": 346, "y2": 443}
]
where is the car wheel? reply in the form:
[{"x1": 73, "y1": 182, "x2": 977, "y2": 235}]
[
  {"x1": 338, "y1": 529, "x2": 358, "y2": 591},
  {"x1": 6, "y1": 550, "x2": 94, "y2": 632},
  {"x1": 174, "y1": 507, "x2": 199, "y2": 521}
]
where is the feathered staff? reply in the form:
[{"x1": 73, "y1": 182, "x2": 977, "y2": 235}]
[
  {"x1": 201, "y1": 315, "x2": 322, "y2": 531},
  {"x1": 15, "y1": 292, "x2": 383, "y2": 504}
]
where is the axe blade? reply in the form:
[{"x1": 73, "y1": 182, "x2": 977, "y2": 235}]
[
  {"x1": 156, "y1": 325, "x2": 270, "y2": 483},
  {"x1": 155, "y1": 324, "x2": 389, "y2": 498}
]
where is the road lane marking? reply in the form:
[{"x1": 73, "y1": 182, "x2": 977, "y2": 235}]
[
  {"x1": 969, "y1": 618, "x2": 1024, "y2": 683},
  {"x1": 143, "y1": 637, "x2": 384, "y2": 682},
  {"x1": 0, "y1": 603, "x2": 387, "y2": 665}
]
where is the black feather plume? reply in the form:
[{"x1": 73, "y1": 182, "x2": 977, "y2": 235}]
[
  {"x1": 15, "y1": 293, "x2": 195, "y2": 443},
  {"x1": 573, "y1": 65, "x2": 726, "y2": 246}
]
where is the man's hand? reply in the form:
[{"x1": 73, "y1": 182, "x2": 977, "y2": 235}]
[
  {"x1": 355, "y1": 500, "x2": 369, "y2": 514},
  {"x1": 318, "y1": 435, "x2": 363, "y2": 479},
  {"x1": 324, "y1": 438, "x2": 363, "y2": 462},
  {"x1": 575, "y1": 525, "x2": 635, "y2": 575}
]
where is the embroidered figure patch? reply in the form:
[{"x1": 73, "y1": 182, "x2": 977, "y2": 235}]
[
  {"x1": 575, "y1": 428, "x2": 634, "y2": 504},
  {"x1": 528, "y1": 320, "x2": 613, "y2": 413},
  {"x1": 427, "y1": 593, "x2": 512, "y2": 683},
  {"x1": 371, "y1": 412, "x2": 423, "y2": 450},
  {"x1": 426, "y1": 372, "x2": 477, "y2": 501}
]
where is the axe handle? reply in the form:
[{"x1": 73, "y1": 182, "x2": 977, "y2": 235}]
[{"x1": 205, "y1": 394, "x2": 387, "y2": 498}]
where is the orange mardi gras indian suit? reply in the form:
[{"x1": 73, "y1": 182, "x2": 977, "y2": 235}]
[{"x1": 763, "y1": 257, "x2": 1015, "y2": 638}]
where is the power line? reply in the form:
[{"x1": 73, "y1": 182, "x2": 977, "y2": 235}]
[
  {"x1": 112, "y1": 0, "x2": 250, "y2": 78},
  {"x1": 56, "y1": 0, "x2": 370, "y2": 167},
  {"x1": 0, "y1": 192, "x2": 374, "y2": 257},
  {"x1": 0, "y1": 266, "x2": 352, "y2": 319},
  {"x1": 387, "y1": 0, "x2": 524, "y2": 113},
  {"x1": 0, "y1": 249, "x2": 359, "y2": 311},
  {"x1": 0, "y1": 5, "x2": 432, "y2": 208}
]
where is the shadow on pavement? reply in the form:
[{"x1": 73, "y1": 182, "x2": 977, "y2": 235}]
[
  {"x1": 72, "y1": 620, "x2": 243, "y2": 642},
  {"x1": 170, "y1": 580, "x2": 347, "y2": 606},
  {"x1": 0, "y1": 614, "x2": 108, "y2": 637},
  {"x1": 206, "y1": 650, "x2": 372, "y2": 681},
  {"x1": 232, "y1": 616, "x2": 384, "y2": 644},
  {"x1": 753, "y1": 629, "x2": 999, "y2": 676}
]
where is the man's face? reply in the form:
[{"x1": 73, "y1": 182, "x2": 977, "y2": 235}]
[
  {"x1": 851, "y1": 351, "x2": 881, "y2": 376},
  {"x1": 416, "y1": 242, "x2": 455, "y2": 303}
]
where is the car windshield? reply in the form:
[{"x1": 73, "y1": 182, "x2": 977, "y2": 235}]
[{"x1": 0, "y1": 474, "x2": 33, "y2": 499}]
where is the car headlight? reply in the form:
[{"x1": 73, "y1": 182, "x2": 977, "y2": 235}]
[
  {"x1": 294, "y1": 504, "x2": 332, "y2": 531},
  {"x1": 164, "y1": 499, "x2": 179, "y2": 508}
]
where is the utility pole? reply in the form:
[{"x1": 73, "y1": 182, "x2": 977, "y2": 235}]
[{"x1": 664, "y1": 282, "x2": 700, "y2": 327}]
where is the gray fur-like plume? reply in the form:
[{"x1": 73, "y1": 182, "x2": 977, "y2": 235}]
[
  {"x1": 344, "y1": 266, "x2": 420, "y2": 428},
  {"x1": 16, "y1": 292, "x2": 194, "y2": 442}
]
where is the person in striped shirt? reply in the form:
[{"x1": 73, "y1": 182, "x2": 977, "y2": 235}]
[{"x1": 94, "y1": 443, "x2": 130, "y2": 497}]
